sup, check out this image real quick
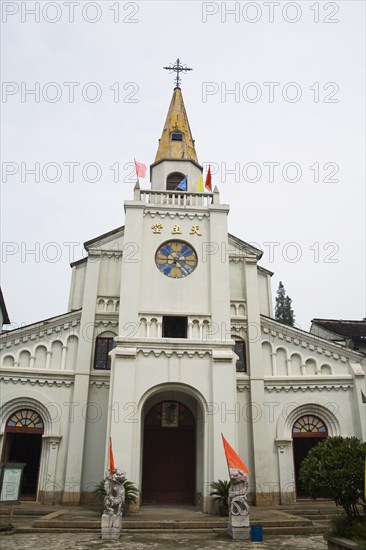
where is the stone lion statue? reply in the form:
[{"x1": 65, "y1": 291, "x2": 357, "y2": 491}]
[{"x1": 103, "y1": 468, "x2": 126, "y2": 516}]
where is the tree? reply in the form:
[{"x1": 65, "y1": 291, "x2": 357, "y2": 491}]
[
  {"x1": 274, "y1": 281, "x2": 295, "y2": 326},
  {"x1": 299, "y1": 436, "x2": 366, "y2": 522}
]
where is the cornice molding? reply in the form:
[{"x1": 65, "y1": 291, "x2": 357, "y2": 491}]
[
  {"x1": 0, "y1": 375, "x2": 74, "y2": 387},
  {"x1": 144, "y1": 210, "x2": 209, "y2": 221},
  {"x1": 88, "y1": 249, "x2": 123, "y2": 259},
  {"x1": 94, "y1": 319, "x2": 118, "y2": 328},
  {"x1": 137, "y1": 349, "x2": 211, "y2": 358},
  {"x1": 89, "y1": 380, "x2": 110, "y2": 389},
  {"x1": 115, "y1": 339, "x2": 233, "y2": 350},
  {"x1": 265, "y1": 383, "x2": 353, "y2": 393},
  {"x1": 236, "y1": 383, "x2": 250, "y2": 392},
  {"x1": 229, "y1": 256, "x2": 246, "y2": 264},
  {"x1": 95, "y1": 314, "x2": 119, "y2": 321}
]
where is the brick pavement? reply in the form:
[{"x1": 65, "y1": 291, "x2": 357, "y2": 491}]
[{"x1": 1, "y1": 532, "x2": 327, "y2": 549}]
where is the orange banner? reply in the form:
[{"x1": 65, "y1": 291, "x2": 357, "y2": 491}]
[{"x1": 222, "y1": 434, "x2": 250, "y2": 474}]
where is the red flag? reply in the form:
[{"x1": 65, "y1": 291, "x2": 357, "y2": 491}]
[
  {"x1": 205, "y1": 165, "x2": 212, "y2": 191},
  {"x1": 109, "y1": 437, "x2": 115, "y2": 471},
  {"x1": 222, "y1": 434, "x2": 250, "y2": 474},
  {"x1": 134, "y1": 159, "x2": 147, "y2": 178}
]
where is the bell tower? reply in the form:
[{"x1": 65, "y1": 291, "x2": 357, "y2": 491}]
[{"x1": 107, "y1": 61, "x2": 236, "y2": 511}]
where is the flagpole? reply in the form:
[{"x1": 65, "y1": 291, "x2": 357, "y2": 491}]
[
  {"x1": 134, "y1": 158, "x2": 139, "y2": 185},
  {"x1": 221, "y1": 433, "x2": 231, "y2": 479}
]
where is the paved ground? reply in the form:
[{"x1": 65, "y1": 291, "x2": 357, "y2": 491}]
[{"x1": 1, "y1": 532, "x2": 328, "y2": 549}]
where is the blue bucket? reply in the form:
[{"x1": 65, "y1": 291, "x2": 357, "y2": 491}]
[{"x1": 250, "y1": 525, "x2": 263, "y2": 542}]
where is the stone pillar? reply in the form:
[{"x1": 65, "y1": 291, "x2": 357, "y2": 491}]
[
  {"x1": 349, "y1": 362, "x2": 366, "y2": 441},
  {"x1": 61, "y1": 345, "x2": 67, "y2": 370},
  {"x1": 41, "y1": 435, "x2": 62, "y2": 503},
  {"x1": 275, "y1": 439, "x2": 295, "y2": 504},
  {"x1": 286, "y1": 358, "x2": 292, "y2": 376},
  {"x1": 245, "y1": 257, "x2": 273, "y2": 505},
  {"x1": 271, "y1": 352, "x2": 277, "y2": 375},
  {"x1": 107, "y1": 346, "x2": 138, "y2": 484},
  {"x1": 62, "y1": 253, "x2": 101, "y2": 504},
  {"x1": 207, "y1": 198, "x2": 237, "y2": 491}
]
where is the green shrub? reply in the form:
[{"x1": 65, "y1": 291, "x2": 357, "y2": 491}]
[
  {"x1": 210, "y1": 479, "x2": 230, "y2": 507},
  {"x1": 299, "y1": 436, "x2": 366, "y2": 522}
]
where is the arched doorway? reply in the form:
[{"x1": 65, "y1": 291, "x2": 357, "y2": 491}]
[
  {"x1": 142, "y1": 401, "x2": 195, "y2": 504},
  {"x1": 1, "y1": 409, "x2": 44, "y2": 500},
  {"x1": 292, "y1": 415, "x2": 328, "y2": 497}
]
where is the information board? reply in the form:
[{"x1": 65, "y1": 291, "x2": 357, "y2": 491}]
[{"x1": 0, "y1": 464, "x2": 25, "y2": 502}]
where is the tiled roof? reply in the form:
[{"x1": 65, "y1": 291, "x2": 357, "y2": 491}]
[{"x1": 312, "y1": 318, "x2": 366, "y2": 339}]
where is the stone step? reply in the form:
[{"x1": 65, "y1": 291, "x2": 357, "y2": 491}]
[
  {"x1": 0, "y1": 506, "x2": 53, "y2": 517},
  {"x1": 313, "y1": 519, "x2": 333, "y2": 526},
  {"x1": 15, "y1": 524, "x2": 328, "y2": 535},
  {"x1": 281, "y1": 508, "x2": 338, "y2": 514},
  {"x1": 31, "y1": 518, "x2": 313, "y2": 530},
  {"x1": 259, "y1": 525, "x2": 327, "y2": 535},
  {"x1": 301, "y1": 514, "x2": 335, "y2": 520}
]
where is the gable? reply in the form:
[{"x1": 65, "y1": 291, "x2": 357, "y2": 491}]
[
  {"x1": 84, "y1": 226, "x2": 125, "y2": 252},
  {"x1": 228, "y1": 233, "x2": 263, "y2": 260}
]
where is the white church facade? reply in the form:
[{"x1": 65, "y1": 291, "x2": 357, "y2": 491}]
[{"x1": 1, "y1": 85, "x2": 365, "y2": 510}]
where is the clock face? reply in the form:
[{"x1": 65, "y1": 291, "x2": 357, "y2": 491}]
[{"x1": 155, "y1": 240, "x2": 198, "y2": 278}]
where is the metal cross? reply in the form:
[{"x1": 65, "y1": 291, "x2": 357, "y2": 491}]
[{"x1": 163, "y1": 58, "x2": 193, "y2": 88}]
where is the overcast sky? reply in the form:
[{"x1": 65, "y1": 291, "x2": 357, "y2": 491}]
[{"x1": 1, "y1": 0, "x2": 365, "y2": 331}]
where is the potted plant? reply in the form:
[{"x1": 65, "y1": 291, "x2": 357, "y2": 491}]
[
  {"x1": 94, "y1": 477, "x2": 139, "y2": 516},
  {"x1": 210, "y1": 479, "x2": 230, "y2": 516},
  {"x1": 300, "y1": 436, "x2": 366, "y2": 550}
]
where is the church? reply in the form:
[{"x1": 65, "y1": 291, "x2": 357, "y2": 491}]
[{"x1": 1, "y1": 73, "x2": 365, "y2": 511}]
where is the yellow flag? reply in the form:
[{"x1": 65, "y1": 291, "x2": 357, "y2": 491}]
[{"x1": 195, "y1": 174, "x2": 204, "y2": 192}]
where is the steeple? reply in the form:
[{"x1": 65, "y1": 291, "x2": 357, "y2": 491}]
[
  {"x1": 154, "y1": 87, "x2": 199, "y2": 164},
  {"x1": 150, "y1": 59, "x2": 202, "y2": 191}
]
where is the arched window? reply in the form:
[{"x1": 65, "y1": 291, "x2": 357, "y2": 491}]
[
  {"x1": 292, "y1": 415, "x2": 328, "y2": 437},
  {"x1": 166, "y1": 172, "x2": 185, "y2": 191},
  {"x1": 234, "y1": 340, "x2": 247, "y2": 373},
  {"x1": 6, "y1": 409, "x2": 44, "y2": 433}
]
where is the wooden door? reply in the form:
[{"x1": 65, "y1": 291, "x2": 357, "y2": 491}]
[{"x1": 142, "y1": 402, "x2": 195, "y2": 504}]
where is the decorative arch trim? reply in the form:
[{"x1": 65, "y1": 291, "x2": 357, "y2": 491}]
[
  {"x1": 138, "y1": 382, "x2": 209, "y2": 419},
  {"x1": 275, "y1": 346, "x2": 289, "y2": 358},
  {"x1": 0, "y1": 396, "x2": 58, "y2": 437},
  {"x1": 276, "y1": 401, "x2": 341, "y2": 439}
]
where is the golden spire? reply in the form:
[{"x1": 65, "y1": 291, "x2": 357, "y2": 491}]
[{"x1": 154, "y1": 87, "x2": 199, "y2": 164}]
